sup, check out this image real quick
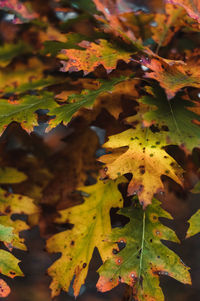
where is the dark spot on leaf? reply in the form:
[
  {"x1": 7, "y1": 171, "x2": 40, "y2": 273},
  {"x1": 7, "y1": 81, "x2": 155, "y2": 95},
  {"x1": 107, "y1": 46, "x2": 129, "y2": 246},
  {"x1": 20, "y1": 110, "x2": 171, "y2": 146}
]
[
  {"x1": 83, "y1": 263, "x2": 87, "y2": 268},
  {"x1": 70, "y1": 241, "x2": 75, "y2": 246}
]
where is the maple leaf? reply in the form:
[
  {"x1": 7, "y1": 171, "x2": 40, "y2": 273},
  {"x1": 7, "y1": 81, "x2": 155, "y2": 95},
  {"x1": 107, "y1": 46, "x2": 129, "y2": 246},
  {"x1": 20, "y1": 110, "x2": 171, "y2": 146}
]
[
  {"x1": 97, "y1": 199, "x2": 191, "y2": 301},
  {"x1": 0, "y1": 0, "x2": 38, "y2": 23},
  {"x1": 142, "y1": 56, "x2": 200, "y2": 98},
  {"x1": 132, "y1": 85, "x2": 200, "y2": 151},
  {"x1": 49, "y1": 77, "x2": 126, "y2": 128},
  {"x1": 0, "y1": 91, "x2": 56, "y2": 134},
  {"x1": 99, "y1": 125, "x2": 183, "y2": 207},
  {"x1": 186, "y1": 209, "x2": 200, "y2": 238},
  {"x1": 166, "y1": 0, "x2": 200, "y2": 23},
  {"x1": 58, "y1": 39, "x2": 134, "y2": 74},
  {"x1": 47, "y1": 178, "x2": 126, "y2": 297}
]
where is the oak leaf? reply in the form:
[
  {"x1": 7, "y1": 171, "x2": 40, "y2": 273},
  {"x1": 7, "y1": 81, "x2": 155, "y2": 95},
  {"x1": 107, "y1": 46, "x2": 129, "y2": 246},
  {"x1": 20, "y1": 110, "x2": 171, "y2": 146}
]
[
  {"x1": 49, "y1": 77, "x2": 126, "y2": 127},
  {"x1": 97, "y1": 199, "x2": 191, "y2": 301},
  {"x1": 59, "y1": 39, "x2": 133, "y2": 75},
  {"x1": 166, "y1": 0, "x2": 200, "y2": 23},
  {"x1": 99, "y1": 126, "x2": 183, "y2": 207},
  {"x1": 0, "y1": 91, "x2": 56, "y2": 134},
  {"x1": 186, "y1": 209, "x2": 200, "y2": 238},
  {"x1": 0, "y1": 168, "x2": 38, "y2": 296},
  {"x1": 47, "y1": 178, "x2": 126, "y2": 297},
  {"x1": 142, "y1": 56, "x2": 200, "y2": 98},
  {"x1": 131, "y1": 85, "x2": 200, "y2": 151}
]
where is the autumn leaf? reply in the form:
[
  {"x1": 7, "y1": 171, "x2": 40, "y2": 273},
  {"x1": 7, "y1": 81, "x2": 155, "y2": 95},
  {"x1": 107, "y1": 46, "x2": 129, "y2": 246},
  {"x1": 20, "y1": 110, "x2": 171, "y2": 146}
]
[
  {"x1": 0, "y1": 0, "x2": 38, "y2": 23},
  {"x1": 166, "y1": 0, "x2": 200, "y2": 23},
  {"x1": 0, "y1": 278, "x2": 10, "y2": 298},
  {"x1": 186, "y1": 210, "x2": 200, "y2": 238},
  {"x1": 42, "y1": 33, "x2": 86, "y2": 56},
  {"x1": 132, "y1": 84, "x2": 200, "y2": 151},
  {"x1": 0, "y1": 168, "x2": 38, "y2": 296},
  {"x1": 152, "y1": 4, "x2": 185, "y2": 48},
  {"x1": 0, "y1": 57, "x2": 62, "y2": 96},
  {"x1": 0, "y1": 91, "x2": 56, "y2": 134},
  {"x1": 99, "y1": 125, "x2": 183, "y2": 207},
  {"x1": 49, "y1": 77, "x2": 126, "y2": 127},
  {"x1": 97, "y1": 199, "x2": 191, "y2": 301},
  {"x1": 47, "y1": 177, "x2": 126, "y2": 297},
  {"x1": 0, "y1": 42, "x2": 32, "y2": 67},
  {"x1": 191, "y1": 181, "x2": 200, "y2": 193},
  {"x1": 142, "y1": 56, "x2": 200, "y2": 98},
  {"x1": 0, "y1": 167, "x2": 27, "y2": 183},
  {"x1": 58, "y1": 39, "x2": 134, "y2": 74}
]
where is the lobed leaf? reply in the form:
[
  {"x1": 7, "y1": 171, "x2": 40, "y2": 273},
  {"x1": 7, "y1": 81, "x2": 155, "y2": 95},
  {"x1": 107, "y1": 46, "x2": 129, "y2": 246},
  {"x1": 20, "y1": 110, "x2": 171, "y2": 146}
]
[
  {"x1": 132, "y1": 85, "x2": 200, "y2": 151},
  {"x1": 97, "y1": 199, "x2": 191, "y2": 301},
  {"x1": 186, "y1": 209, "x2": 200, "y2": 238},
  {"x1": 59, "y1": 39, "x2": 134, "y2": 74},
  {"x1": 99, "y1": 125, "x2": 183, "y2": 207},
  {"x1": 49, "y1": 77, "x2": 126, "y2": 127},
  {"x1": 0, "y1": 91, "x2": 56, "y2": 134},
  {"x1": 47, "y1": 177, "x2": 126, "y2": 297},
  {"x1": 166, "y1": 0, "x2": 200, "y2": 23}
]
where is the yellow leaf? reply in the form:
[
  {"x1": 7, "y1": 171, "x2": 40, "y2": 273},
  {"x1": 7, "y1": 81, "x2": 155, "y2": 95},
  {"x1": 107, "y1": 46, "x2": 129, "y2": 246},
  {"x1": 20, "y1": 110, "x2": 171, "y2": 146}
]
[
  {"x1": 99, "y1": 126, "x2": 183, "y2": 207},
  {"x1": 47, "y1": 177, "x2": 126, "y2": 297}
]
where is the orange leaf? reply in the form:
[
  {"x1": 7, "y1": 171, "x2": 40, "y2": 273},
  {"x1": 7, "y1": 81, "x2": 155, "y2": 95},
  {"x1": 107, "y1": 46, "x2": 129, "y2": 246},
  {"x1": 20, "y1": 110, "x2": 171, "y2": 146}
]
[
  {"x1": 0, "y1": 279, "x2": 10, "y2": 298},
  {"x1": 59, "y1": 39, "x2": 133, "y2": 75},
  {"x1": 166, "y1": 0, "x2": 200, "y2": 23}
]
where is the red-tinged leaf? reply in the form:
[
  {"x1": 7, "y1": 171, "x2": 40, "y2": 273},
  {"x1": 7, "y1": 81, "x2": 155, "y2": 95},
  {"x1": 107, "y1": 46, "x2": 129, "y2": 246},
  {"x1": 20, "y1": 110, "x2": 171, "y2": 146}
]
[
  {"x1": 97, "y1": 199, "x2": 191, "y2": 301},
  {"x1": 141, "y1": 55, "x2": 200, "y2": 98},
  {"x1": 0, "y1": 0, "x2": 38, "y2": 23},
  {"x1": 0, "y1": 279, "x2": 10, "y2": 298},
  {"x1": 59, "y1": 39, "x2": 133, "y2": 75},
  {"x1": 93, "y1": 0, "x2": 136, "y2": 42},
  {"x1": 166, "y1": 0, "x2": 200, "y2": 23}
]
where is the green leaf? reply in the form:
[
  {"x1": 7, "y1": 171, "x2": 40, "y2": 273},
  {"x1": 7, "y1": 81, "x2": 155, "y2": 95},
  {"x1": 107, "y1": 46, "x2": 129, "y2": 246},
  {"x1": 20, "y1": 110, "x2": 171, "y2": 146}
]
[
  {"x1": 0, "y1": 42, "x2": 32, "y2": 67},
  {"x1": 42, "y1": 33, "x2": 86, "y2": 56},
  {"x1": 191, "y1": 181, "x2": 200, "y2": 193},
  {"x1": 0, "y1": 224, "x2": 14, "y2": 243},
  {"x1": 0, "y1": 91, "x2": 57, "y2": 134},
  {"x1": 97, "y1": 199, "x2": 191, "y2": 301},
  {"x1": 47, "y1": 177, "x2": 126, "y2": 297},
  {"x1": 49, "y1": 77, "x2": 126, "y2": 127},
  {"x1": 0, "y1": 167, "x2": 27, "y2": 184},
  {"x1": 186, "y1": 210, "x2": 200, "y2": 238},
  {"x1": 136, "y1": 85, "x2": 200, "y2": 151},
  {"x1": 58, "y1": 39, "x2": 134, "y2": 74}
]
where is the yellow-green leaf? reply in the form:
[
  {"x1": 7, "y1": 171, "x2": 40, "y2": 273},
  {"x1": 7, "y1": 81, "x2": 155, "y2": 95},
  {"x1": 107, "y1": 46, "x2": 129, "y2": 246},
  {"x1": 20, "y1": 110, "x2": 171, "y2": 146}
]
[
  {"x1": 47, "y1": 177, "x2": 126, "y2": 297},
  {"x1": 97, "y1": 199, "x2": 191, "y2": 301},
  {"x1": 186, "y1": 209, "x2": 200, "y2": 238}
]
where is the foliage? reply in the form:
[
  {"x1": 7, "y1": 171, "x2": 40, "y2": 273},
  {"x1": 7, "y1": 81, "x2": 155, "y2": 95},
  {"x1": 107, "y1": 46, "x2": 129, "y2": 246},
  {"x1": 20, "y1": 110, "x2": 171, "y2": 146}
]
[
  {"x1": 0, "y1": 168, "x2": 38, "y2": 297},
  {"x1": 97, "y1": 199, "x2": 191, "y2": 301},
  {"x1": 0, "y1": 0, "x2": 199, "y2": 300}
]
